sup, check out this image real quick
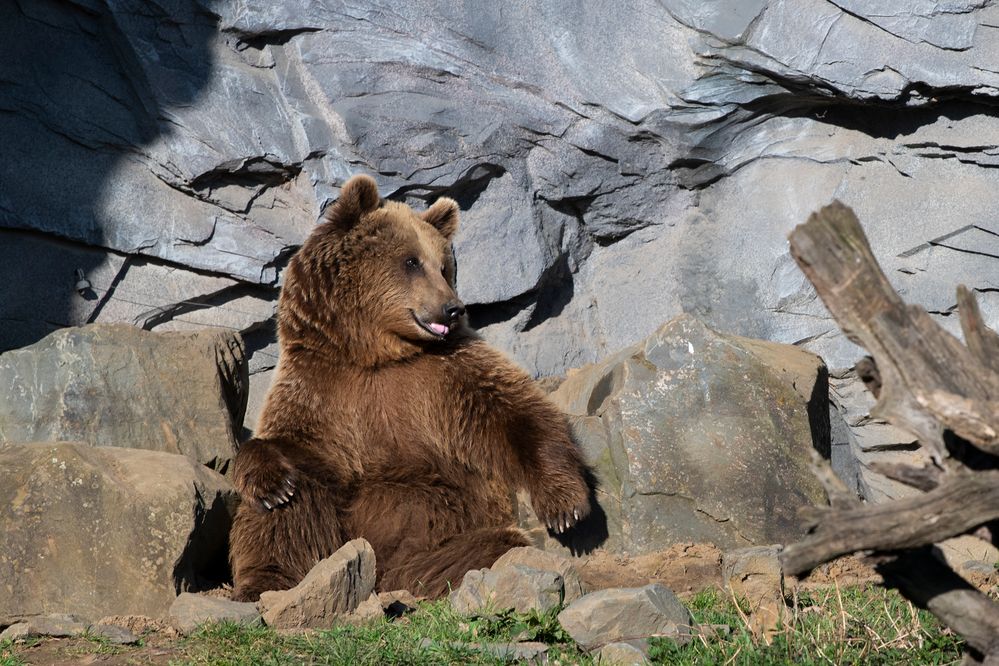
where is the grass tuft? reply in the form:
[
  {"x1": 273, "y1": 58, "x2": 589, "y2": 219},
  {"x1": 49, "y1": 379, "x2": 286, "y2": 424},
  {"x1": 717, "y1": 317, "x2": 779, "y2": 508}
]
[
  {"x1": 0, "y1": 639, "x2": 23, "y2": 666},
  {"x1": 651, "y1": 586, "x2": 964, "y2": 665}
]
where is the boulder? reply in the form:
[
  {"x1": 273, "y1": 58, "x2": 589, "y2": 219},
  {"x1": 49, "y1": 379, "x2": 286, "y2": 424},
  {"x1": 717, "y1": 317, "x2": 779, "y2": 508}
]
[
  {"x1": 0, "y1": 324, "x2": 247, "y2": 472},
  {"x1": 0, "y1": 442, "x2": 236, "y2": 625},
  {"x1": 258, "y1": 539, "x2": 376, "y2": 630},
  {"x1": 527, "y1": 315, "x2": 828, "y2": 554},
  {"x1": 557, "y1": 584, "x2": 693, "y2": 651},
  {"x1": 450, "y1": 565, "x2": 565, "y2": 616},
  {"x1": 168, "y1": 593, "x2": 262, "y2": 634}
]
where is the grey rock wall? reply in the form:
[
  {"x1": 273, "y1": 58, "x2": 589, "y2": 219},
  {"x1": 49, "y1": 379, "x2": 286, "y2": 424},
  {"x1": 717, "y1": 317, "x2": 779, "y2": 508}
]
[{"x1": 4, "y1": 0, "x2": 998, "y2": 446}]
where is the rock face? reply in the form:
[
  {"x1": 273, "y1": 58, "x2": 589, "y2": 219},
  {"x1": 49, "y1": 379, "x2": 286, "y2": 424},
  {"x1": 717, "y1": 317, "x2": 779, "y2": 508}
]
[
  {"x1": 525, "y1": 315, "x2": 828, "y2": 554},
  {"x1": 4, "y1": 1, "x2": 998, "y2": 466},
  {"x1": 258, "y1": 539, "x2": 376, "y2": 630},
  {"x1": 0, "y1": 324, "x2": 247, "y2": 472},
  {"x1": 0, "y1": 442, "x2": 237, "y2": 625}
]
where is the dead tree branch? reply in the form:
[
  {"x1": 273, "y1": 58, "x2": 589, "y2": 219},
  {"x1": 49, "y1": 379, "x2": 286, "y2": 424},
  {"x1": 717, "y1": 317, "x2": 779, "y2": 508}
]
[{"x1": 780, "y1": 201, "x2": 999, "y2": 662}]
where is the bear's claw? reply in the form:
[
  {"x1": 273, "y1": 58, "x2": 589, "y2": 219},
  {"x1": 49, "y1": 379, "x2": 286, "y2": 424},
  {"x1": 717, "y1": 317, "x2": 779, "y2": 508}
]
[
  {"x1": 258, "y1": 476, "x2": 296, "y2": 511},
  {"x1": 541, "y1": 501, "x2": 589, "y2": 534}
]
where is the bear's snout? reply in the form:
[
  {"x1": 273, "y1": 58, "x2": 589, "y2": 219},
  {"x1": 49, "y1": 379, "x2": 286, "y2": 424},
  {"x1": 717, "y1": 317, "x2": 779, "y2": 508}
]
[{"x1": 443, "y1": 300, "x2": 466, "y2": 322}]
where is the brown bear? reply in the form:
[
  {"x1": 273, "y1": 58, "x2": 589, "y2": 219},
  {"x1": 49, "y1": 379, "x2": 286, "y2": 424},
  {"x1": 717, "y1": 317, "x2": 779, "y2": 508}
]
[{"x1": 228, "y1": 174, "x2": 592, "y2": 601}]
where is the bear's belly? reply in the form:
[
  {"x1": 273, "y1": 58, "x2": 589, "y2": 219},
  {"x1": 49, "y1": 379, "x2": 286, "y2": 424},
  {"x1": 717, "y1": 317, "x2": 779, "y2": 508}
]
[{"x1": 344, "y1": 460, "x2": 515, "y2": 567}]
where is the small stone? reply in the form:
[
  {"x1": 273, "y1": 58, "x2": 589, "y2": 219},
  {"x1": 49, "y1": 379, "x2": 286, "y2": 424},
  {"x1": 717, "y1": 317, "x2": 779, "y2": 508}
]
[
  {"x1": 557, "y1": 584, "x2": 692, "y2": 651},
  {"x1": 88, "y1": 623, "x2": 140, "y2": 645},
  {"x1": 419, "y1": 638, "x2": 549, "y2": 662},
  {"x1": 168, "y1": 593, "x2": 261, "y2": 635},
  {"x1": 450, "y1": 564, "x2": 564, "y2": 615},
  {"x1": 722, "y1": 545, "x2": 784, "y2": 637},
  {"x1": 259, "y1": 539, "x2": 376, "y2": 630},
  {"x1": 0, "y1": 614, "x2": 87, "y2": 640},
  {"x1": 0, "y1": 623, "x2": 29, "y2": 641},
  {"x1": 343, "y1": 593, "x2": 385, "y2": 626},
  {"x1": 377, "y1": 590, "x2": 419, "y2": 618},
  {"x1": 597, "y1": 641, "x2": 650, "y2": 665},
  {"x1": 697, "y1": 624, "x2": 731, "y2": 641}
]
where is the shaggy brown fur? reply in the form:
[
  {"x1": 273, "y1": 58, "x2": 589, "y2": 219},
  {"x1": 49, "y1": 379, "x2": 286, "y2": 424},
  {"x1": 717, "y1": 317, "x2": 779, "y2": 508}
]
[{"x1": 229, "y1": 175, "x2": 591, "y2": 601}]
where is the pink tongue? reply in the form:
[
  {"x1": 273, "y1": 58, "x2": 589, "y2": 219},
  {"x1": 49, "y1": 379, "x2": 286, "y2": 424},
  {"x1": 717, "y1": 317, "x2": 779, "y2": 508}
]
[{"x1": 429, "y1": 322, "x2": 449, "y2": 336}]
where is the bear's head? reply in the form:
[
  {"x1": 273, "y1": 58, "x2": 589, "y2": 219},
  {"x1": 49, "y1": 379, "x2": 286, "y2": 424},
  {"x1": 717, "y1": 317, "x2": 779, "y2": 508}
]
[{"x1": 278, "y1": 174, "x2": 468, "y2": 366}]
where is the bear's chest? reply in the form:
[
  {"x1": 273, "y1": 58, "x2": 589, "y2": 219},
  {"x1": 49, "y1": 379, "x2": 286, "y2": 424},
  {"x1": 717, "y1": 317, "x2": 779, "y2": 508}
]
[{"x1": 338, "y1": 362, "x2": 496, "y2": 469}]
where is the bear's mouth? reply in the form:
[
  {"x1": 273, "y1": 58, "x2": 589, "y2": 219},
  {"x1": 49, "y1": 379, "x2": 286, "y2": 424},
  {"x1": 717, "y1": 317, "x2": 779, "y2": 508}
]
[{"x1": 411, "y1": 311, "x2": 450, "y2": 338}]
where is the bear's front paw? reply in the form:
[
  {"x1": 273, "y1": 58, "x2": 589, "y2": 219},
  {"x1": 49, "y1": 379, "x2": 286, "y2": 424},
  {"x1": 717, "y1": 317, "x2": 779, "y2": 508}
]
[
  {"x1": 233, "y1": 448, "x2": 297, "y2": 512},
  {"x1": 532, "y1": 484, "x2": 591, "y2": 535},
  {"x1": 251, "y1": 472, "x2": 297, "y2": 512}
]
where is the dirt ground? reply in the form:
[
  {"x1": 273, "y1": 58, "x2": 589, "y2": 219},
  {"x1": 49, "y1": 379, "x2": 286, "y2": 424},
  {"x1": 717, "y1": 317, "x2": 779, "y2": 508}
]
[
  {"x1": 5, "y1": 633, "x2": 181, "y2": 666},
  {"x1": 575, "y1": 542, "x2": 884, "y2": 596},
  {"x1": 576, "y1": 542, "x2": 726, "y2": 595}
]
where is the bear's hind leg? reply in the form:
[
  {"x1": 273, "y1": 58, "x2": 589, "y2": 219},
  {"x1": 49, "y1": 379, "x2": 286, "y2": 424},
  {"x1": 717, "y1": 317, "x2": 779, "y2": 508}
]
[
  {"x1": 379, "y1": 527, "x2": 529, "y2": 598},
  {"x1": 230, "y1": 475, "x2": 346, "y2": 602}
]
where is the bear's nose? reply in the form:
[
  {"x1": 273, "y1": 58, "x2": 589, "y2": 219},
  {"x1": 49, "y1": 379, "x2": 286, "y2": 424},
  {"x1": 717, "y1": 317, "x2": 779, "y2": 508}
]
[{"x1": 444, "y1": 301, "x2": 466, "y2": 321}]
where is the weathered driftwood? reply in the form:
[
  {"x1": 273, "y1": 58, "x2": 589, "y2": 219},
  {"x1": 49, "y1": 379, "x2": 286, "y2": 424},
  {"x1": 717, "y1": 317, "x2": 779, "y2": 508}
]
[
  {"x1": 780, "y1": 201, "x2": 999, "y2": 662},
  {"x1": 786, "y1": 201, "x2": 999, "y2": 462},
  {"x1": 959, "y1": 285, "x2": 999, "y2": 378},
  {"x1": 781, "y1": 469, "x2": 999, "y2": 573}
]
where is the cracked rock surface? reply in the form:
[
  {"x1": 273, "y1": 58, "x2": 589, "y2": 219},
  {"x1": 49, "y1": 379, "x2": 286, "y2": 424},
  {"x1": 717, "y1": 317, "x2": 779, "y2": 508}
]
[
  {"x1": 3, "y1": 0, "x2": 997, "y2": 493},
  {"x1": 0, "y1": 442, "x2": 237, "y2": 624},
  {"x1": 0, "y1": 324, "x2": 247, "y2": 472},
  {"x1": 530, "y1": 315, "x2": 829, "y2": 554}
]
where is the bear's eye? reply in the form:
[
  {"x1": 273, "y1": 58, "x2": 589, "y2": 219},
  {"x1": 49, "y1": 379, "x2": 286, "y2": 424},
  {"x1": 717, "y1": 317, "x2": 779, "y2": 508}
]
[
  {"x1": 405, "y1": 257, "x2": 421, "y2": 272},
  {"x1": 440, "y1": 264, "x2": 446, "y2": 276}
]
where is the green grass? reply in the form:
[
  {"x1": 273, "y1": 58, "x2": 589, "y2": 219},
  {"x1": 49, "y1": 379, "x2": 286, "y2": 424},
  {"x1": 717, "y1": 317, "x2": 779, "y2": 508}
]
[
  {"x1": 174, "y1": 586, "x2": 965, "y2": 665},
  {"x1": 0, "y1": 639, "x2": 24, "y2": 666},
  {"x1": 177, "y1": 602, "x2": 592, "y2": 665},
  {"x1": 2, "y1": 585, "x2": 968, "y2": 665},
  {"x1": 651, "y1": 586, "x2": 963, "y2": 665}
]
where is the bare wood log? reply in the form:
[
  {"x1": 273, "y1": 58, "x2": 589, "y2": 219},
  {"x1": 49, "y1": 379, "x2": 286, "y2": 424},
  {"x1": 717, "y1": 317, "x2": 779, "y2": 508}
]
[
  {"x1": 807, "y1": 449, "x2": 857, "y2": 509},
  {"x1": 867, "y1": 461, "x2": 941, "y2": 491},
  {"x1": 788, "y1": 202, "x2": 999, "y2": 460},
  {"x1": 920, "y1": 390, "x2": 999, "y2": 451},
  {"x1": 875, "y1": 548, "x2": 999, "y2": 659},
  {"x1": 959, "y1": 285, "x2": 999, "y2": 378},
  {"x1": 781, "y1": 470, "x2": 999, "y2": 575}
]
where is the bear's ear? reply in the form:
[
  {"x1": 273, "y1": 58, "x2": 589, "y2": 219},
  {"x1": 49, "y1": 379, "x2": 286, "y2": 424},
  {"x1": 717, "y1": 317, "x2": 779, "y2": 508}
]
[
  {"x1": 323, "y1": 174, "x2": 382, "y2": 232},
  {"x1": 422, "y1": 197, "x2": 460, "y2": 240}
]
